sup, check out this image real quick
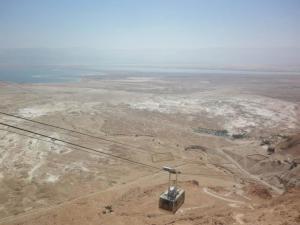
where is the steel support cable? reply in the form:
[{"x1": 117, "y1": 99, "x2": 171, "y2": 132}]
[
  {"x1": 0, "y1": 120, "x2": 110, "y2": 154},
  {"x1": 0, "y1": 111, "x2": 156, "y2": 154},
  {"x1": 19, "y1": 121, "x2": 153, "y2": 154},
  {"x1": 0, "y1": 128, "x2": 92, "y2": 154},
  {"x1": 0, "y1": 122, "x2": 160, "y2": 171},
  {"x1": 0, "y1": 111, "x2": 234, "y2": 166},
  {"x1": 1, "y1": 111, "x2": 228, "y2": 169},
  {"x1": 0, "y1": 118, "x2": 113, "y2": 150},
  {"x1": 0, "y1": 124, "x2": 232, "y2": 178}
]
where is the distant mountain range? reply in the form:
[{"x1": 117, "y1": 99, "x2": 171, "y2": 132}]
[{"x1": 0, "y1": 47, "x2": 299, "y2": 72}]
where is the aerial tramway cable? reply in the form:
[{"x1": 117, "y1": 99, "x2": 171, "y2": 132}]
[
  {"x1": 0, "y1": 122, "x2": 230, "y2": 178},
  {"x1": 0, "y1": 122, "x2": 160, "y2": 170}
]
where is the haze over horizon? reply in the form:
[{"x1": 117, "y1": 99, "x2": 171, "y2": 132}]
[{"x1": 0, "y1": 0, "x2": 300, "y2": 70}]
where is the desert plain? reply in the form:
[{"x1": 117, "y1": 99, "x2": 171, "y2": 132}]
[{"x1": 0, "y1": 72, "x2": 299, "y2": 225}]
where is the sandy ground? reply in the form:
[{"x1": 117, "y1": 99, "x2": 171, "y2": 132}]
[{"x1": 0, "y1": 73, "x2": 299, "y2": 224}]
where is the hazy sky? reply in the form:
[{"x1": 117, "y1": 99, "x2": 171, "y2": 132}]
[
  {"x1": 1, "y1": 0, "x2": 299, "y2": 49},
  {"x1": 0, "y1": 0, "x2": 299, "y2": 68}
]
